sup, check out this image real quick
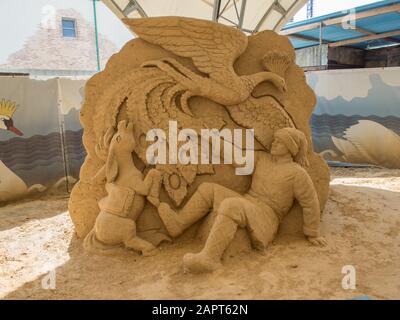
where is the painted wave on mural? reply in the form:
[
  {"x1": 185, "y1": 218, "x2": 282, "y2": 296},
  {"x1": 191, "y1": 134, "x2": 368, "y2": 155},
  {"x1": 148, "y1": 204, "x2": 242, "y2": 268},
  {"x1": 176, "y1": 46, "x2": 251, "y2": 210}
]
[
  {"x1": 0, "y1": 130, "x2": 85, "y2": 188},
  {"x1": 0, "y1": 78, "x2": 86, "y2": 202},
  {"x1": 308, "y1": 68, "x2": 400, "y2": 168}
]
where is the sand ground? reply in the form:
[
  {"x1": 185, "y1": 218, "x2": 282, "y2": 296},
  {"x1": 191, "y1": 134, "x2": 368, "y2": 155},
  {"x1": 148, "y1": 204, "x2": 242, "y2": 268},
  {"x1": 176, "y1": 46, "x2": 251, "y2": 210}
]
[{"x1": 1, "y1": 167, "x2": 399, "y2": 300}]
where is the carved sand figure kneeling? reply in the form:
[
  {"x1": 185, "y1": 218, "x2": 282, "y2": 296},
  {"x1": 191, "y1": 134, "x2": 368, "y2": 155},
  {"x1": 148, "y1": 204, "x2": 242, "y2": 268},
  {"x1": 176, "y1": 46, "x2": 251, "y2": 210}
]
[
  {"x1": 156, "y1": 127, "x2": 327, "y2": 273},
  {"x1": 84, "y1": 120, "x2": 162, "y2": 256}
]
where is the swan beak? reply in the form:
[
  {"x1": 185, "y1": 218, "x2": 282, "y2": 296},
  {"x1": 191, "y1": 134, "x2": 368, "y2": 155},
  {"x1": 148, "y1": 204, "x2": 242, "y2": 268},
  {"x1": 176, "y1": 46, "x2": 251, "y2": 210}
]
[{"x1": 8, "y1": 125, "x2": 23, "y2": 136}]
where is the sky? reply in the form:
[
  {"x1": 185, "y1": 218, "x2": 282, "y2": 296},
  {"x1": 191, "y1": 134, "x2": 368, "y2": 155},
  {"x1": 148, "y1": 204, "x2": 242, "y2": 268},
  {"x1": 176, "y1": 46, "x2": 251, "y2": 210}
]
[
  {"x1": 307, "y1": 69, "x2": 400, "y2": 117},
  {"x1": 309, "y1": 68, "x2": 400, "y2": 102},
  {"x1": 0, "y1": 0, "x2": 383, "y2": 65}
]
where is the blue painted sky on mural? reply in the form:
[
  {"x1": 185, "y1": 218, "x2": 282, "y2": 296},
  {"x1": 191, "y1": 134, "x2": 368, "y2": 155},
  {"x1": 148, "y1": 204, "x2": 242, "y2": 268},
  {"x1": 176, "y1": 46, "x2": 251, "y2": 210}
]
[{"x1": 308, "y1": 69, "x2": 400, "y2": 117}]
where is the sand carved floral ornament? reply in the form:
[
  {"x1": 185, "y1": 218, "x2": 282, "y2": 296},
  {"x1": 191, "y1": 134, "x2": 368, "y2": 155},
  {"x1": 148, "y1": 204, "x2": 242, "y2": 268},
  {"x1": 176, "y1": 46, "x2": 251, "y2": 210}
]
[{"x1": 69, "y1": 16, "x2": 330, "y2": 272}]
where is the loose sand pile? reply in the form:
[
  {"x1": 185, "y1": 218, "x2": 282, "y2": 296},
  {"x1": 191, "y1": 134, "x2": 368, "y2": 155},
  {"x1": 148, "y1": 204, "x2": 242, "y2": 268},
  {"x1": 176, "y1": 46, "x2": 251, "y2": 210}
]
[{"x1": 1, "y1": 167, "x2": 399, "y2": 299}]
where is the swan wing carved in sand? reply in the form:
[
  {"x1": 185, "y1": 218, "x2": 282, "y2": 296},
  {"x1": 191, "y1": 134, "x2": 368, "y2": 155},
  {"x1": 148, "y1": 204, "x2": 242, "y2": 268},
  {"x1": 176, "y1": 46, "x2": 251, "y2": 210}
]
[{"x1": 123, "y1": 17, "x2": 287, "y2": 107}]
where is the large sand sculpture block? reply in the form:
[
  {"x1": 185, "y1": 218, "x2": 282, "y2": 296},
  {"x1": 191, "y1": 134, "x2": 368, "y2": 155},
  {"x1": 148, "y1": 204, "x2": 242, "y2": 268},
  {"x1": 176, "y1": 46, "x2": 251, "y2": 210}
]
[{"x1": 68, "y1": 17, "x2": 330, "y2": 247}]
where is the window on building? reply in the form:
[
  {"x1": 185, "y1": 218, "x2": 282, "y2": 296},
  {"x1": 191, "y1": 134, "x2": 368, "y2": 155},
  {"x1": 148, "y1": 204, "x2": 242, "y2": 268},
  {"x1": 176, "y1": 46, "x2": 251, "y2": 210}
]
[{"x1": 62, "y1": 18, "x2": 76, "y2": 38}]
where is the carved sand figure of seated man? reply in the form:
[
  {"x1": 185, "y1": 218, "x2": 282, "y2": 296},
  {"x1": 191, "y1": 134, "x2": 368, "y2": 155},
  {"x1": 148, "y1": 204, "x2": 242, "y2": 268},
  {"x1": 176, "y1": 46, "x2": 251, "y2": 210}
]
[
  {"x1": 156, "y1": 127, "x2": 327, "y2": 273},
  {"x1": 84, "y1": 120, "x2": 162, "y2": 256}
]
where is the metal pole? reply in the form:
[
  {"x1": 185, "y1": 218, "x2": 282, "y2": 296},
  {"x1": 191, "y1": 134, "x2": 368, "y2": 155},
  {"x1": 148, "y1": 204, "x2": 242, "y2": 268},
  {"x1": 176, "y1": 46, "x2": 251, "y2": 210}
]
[
  {"x1": 307, "y1": 0, "x2": 314, "y2": 19},
  {"x1": 212, "y1": 0, "x2": 222, "y2": 21},
  {"x1": 92, "y1": 0, "x2": 101, "y2": 71},
  {"x1": 319, "y1": 22, "x2": 323, "y2": 67},
  {"x1": 238, "y1": 0, "x2": 247, "y2": 30},
  {"x1": 56, "y1": 78, "x2": 70, "y2": 194}
]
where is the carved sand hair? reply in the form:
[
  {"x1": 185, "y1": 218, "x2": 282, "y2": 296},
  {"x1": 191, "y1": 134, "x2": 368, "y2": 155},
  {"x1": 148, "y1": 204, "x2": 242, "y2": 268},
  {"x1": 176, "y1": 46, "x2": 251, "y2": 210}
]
[{"x1": 274, "y1": 127, "x2": 310, "y2": 167}]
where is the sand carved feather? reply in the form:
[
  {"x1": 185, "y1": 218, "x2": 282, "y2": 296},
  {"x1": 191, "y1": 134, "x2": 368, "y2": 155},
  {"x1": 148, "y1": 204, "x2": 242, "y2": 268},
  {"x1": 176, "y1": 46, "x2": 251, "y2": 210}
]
[
  {"x1": 123, "y1": 17, "x2": 247, "y2": 82},
  {"x1": 123, "y1": 17, "x2": 287, "y2": 106}
]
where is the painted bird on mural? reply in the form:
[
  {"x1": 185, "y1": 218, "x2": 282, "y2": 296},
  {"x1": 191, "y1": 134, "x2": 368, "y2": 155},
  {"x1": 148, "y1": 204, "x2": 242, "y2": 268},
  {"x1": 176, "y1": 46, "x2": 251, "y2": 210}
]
[{"x1": 0, "y1": 99, "x2": 23, "y2": 136}]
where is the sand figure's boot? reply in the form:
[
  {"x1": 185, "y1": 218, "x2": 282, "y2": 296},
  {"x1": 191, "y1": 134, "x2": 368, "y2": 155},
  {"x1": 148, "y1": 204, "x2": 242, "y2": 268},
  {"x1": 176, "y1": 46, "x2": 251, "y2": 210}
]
[
  {"x1": 158, "y1": 187, "x2": 214, "y2": 237},
  {"x1": 183, "y1": 214, "x2": 238, "y2": 273}
]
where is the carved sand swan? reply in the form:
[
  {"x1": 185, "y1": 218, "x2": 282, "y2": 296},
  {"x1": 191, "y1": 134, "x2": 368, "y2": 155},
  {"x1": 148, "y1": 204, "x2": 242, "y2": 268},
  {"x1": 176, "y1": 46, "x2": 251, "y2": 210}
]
[
  {"x1": 123, "y1": 17, "x2": 287, "y2": 108},
  {"x1": 332, "y1": 120, "x2": 400, "y2": 168}
]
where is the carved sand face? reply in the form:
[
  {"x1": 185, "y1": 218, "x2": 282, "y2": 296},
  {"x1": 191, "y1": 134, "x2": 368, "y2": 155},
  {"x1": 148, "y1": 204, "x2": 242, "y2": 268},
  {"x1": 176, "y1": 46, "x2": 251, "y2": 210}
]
[
  {"x1": 270, "y1": 137, "x2": 290, "y2": 157},
  {"x1": 112, "y1": 120, "x2": 136, "y2": 153}
]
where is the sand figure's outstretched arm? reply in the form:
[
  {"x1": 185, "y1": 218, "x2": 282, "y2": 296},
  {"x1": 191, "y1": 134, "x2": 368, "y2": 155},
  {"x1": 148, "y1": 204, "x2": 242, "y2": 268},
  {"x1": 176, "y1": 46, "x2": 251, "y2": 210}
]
[
  {"x1": 131, "y1": 170, "x2": 160, "y2": 196},
  {"x1": 134, "y1": 169, "x2": 162, "y2": 207}
]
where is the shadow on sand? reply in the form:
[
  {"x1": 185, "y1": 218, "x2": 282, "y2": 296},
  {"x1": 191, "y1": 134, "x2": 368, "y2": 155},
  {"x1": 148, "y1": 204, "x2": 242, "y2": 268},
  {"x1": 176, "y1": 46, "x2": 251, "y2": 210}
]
[{"x1": 3, "y1": 185, "x2": 400, "y2": 299}]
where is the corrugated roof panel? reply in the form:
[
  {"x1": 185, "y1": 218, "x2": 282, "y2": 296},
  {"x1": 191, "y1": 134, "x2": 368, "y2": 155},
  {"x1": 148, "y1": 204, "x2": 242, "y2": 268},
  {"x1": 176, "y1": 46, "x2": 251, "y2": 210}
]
[
  {"x1": 138, "y1": 0, "x2": 212, "y2": 19},
  {"x1": 102, "y1": 0, "x2": 309, "y2": 33},
  {"x1": 297, "y1": 25, "x2": 367, "y2": 42},
  {"x1": 282, "y1": 0, "x2": 400, "y2": 49},
  {"x1": 117, "y1": 0, "x2": 130, "y2": 10},
  {"x1": 280, "y1": 0, "x2": 297, "y2": 11},
  {"x1": 354, "y1": 38, "x2": 398, "y2": 49},
  {"x1": 289, "y1": 37, "x2": 319, "y2": 49},
  {"x1": 355, "y1": 12, "x2": 400, "y2": 33},
  {"x1": 126, "y1": 11, "x2": 141, "y2": 18},
  {"x1": 242, "y1": 0, "x2": 276, "y2": 31},
  {"x1": 258, "y1": 9, "x2": 284, "y2": 30},
  {"x1": 282, "y1": 0, "x2": 400, "y2": 31}
]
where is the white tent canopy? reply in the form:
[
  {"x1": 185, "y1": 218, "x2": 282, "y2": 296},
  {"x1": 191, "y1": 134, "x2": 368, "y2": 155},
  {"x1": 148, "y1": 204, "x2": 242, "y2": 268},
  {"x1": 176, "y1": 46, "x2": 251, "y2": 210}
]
[{"x1": 102, "y1": 0, "x2": 308, "y2": 33}]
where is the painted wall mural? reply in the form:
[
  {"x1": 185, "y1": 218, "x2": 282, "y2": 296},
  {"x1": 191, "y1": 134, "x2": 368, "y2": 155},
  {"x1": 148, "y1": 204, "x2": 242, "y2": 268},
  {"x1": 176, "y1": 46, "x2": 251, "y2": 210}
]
[
  {"x1": 1, "y1": 67, "x2": 399, "y2": 203},
  {"x1": 308, "y1": 67, "x2": 400, "y2": 168},
  {"x1": 0, "y1": 77, "x2": 85, "y2": 202}
]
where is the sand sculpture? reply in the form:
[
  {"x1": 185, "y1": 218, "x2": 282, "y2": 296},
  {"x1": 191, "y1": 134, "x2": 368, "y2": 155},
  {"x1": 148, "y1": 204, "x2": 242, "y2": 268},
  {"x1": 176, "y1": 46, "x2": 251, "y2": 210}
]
[
  {"x1": 69, "y1": 16, "x2": 330, "y2": 272},
  {"x1": 83, "y1": 120, "x2": 161, "y2": 255},
  {"x1": 158, "y1": 127, "x2": 327, "y2": 273}
]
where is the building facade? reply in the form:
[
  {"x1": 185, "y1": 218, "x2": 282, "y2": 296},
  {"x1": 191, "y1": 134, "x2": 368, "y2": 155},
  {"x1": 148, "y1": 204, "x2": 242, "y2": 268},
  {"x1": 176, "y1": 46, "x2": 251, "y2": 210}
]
[{"x1": 0, "y1": 0, "x2": 132, "y2": 78}]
